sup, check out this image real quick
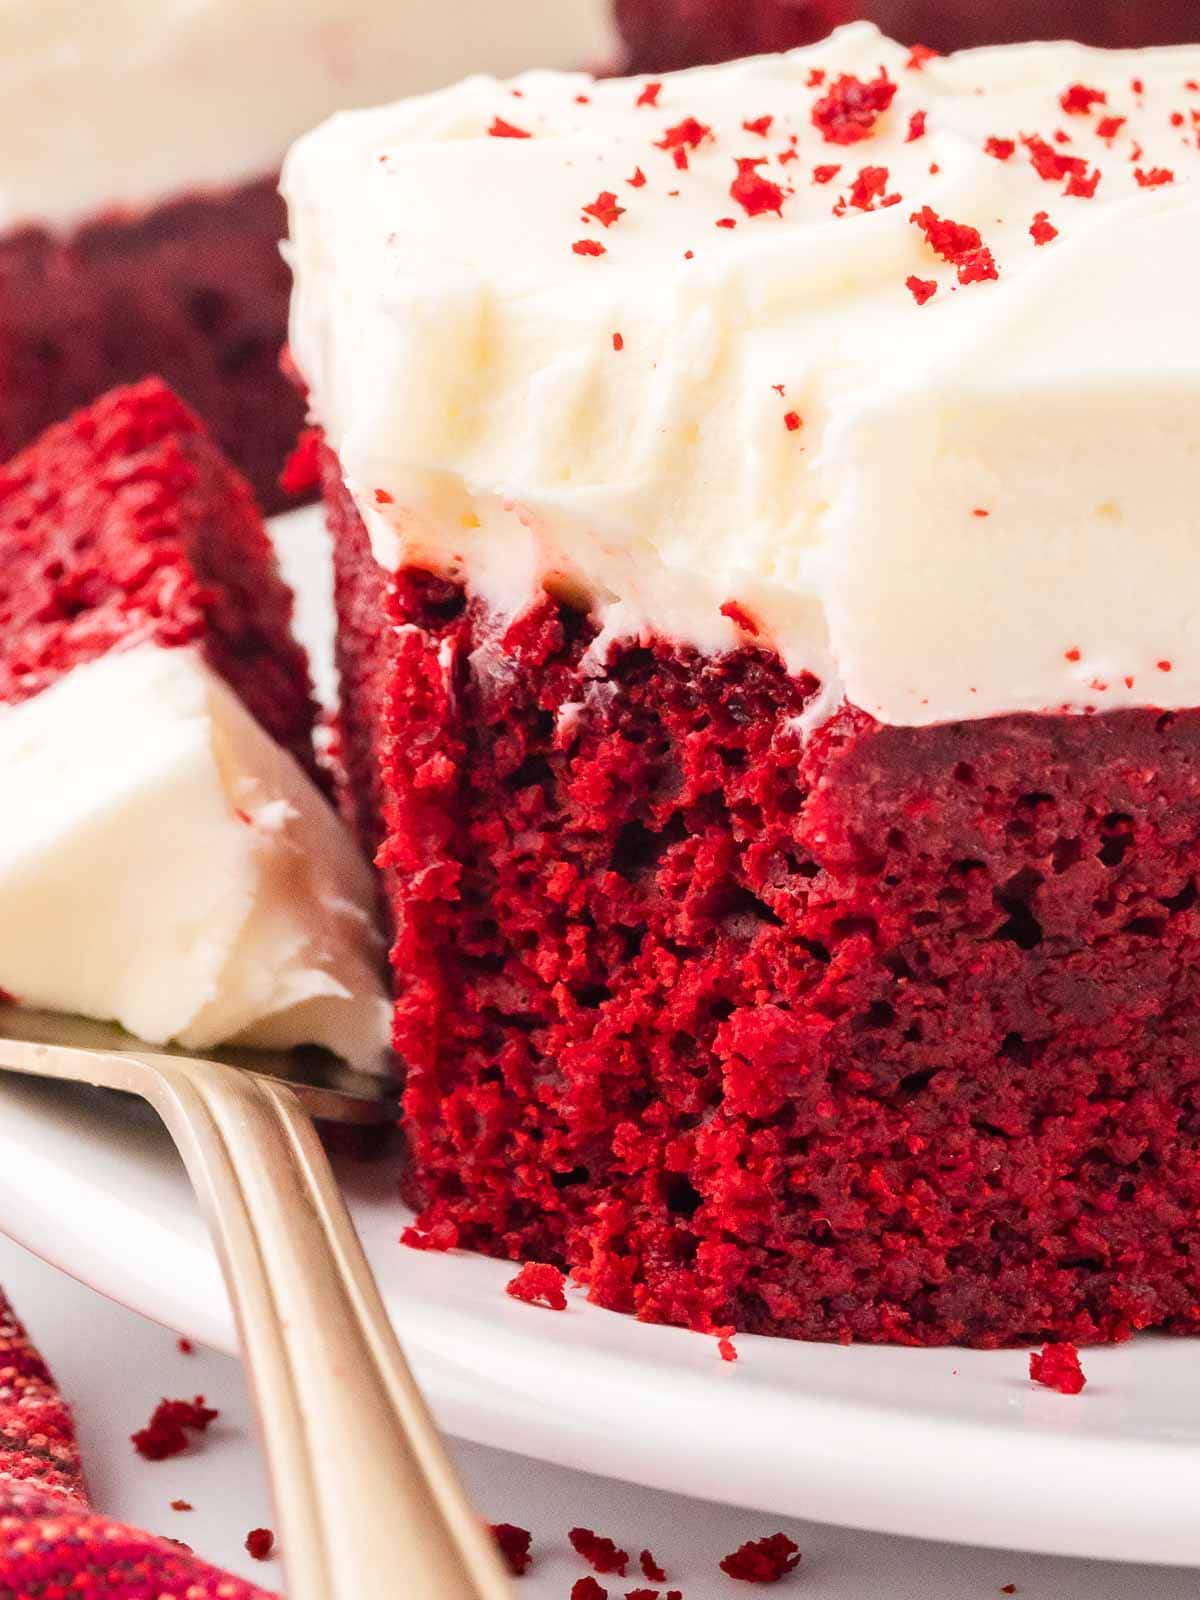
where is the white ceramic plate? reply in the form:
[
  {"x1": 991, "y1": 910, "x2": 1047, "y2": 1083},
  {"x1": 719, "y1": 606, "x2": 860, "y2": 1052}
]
[{"x1": 2, "y1": 508, "x2": 1198, "y2": 1569}]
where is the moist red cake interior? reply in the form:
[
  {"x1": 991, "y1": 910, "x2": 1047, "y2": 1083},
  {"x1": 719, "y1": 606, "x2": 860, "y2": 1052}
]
[
  {"x1": 0, "y1": 379, "x2": 317, "y2": 773},
  {"x1": 0, "y1": 179, "x2": 303, "y2": 516},
  {"x1": 326, "y1": 444, "x2": 1200, "y2": 1349}
]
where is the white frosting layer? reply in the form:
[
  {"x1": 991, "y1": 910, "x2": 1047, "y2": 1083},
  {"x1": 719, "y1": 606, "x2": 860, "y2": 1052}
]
[
  {"x1": 0, "y1": 645, "x2": 392, "y2": 1071},
  {"x1": 286, "y1": 25, "x2": 1200, "y2": 728},
  {"x1": 0, "y1": 0, "x2": 616, "y2": 231}
]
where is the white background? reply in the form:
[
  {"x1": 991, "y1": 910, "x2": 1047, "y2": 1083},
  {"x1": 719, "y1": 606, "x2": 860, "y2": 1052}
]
[{"x1": 0, "y1": 1235, "x2": 1192, "y2": 1600}]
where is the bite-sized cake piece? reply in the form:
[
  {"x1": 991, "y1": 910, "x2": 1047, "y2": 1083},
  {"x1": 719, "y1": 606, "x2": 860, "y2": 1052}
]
[
  {"x1": 615, "y1": 0, "x2": 1200, "y2": 72},
  {"x1": 0, "y1": 0, "x2": 617, "y2": 513},
  {"x1": 286, "y1": 29, "x2": 1200, "y2": 1344},
  {"x1": 0, "y1": 380, "x2": 391, "y2": 1070}
]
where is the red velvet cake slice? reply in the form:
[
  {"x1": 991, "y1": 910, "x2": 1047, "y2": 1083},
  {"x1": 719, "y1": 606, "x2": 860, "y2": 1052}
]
[
  {"x1": 0, "y1": 379, "x2": 390, "y2": 1069},
  {"x1": 0, "y1": 1, "x2": 616, "y2": 512},
  {"x1": 285, "y1": 31, "x2": 1200, "y2": 1344}
]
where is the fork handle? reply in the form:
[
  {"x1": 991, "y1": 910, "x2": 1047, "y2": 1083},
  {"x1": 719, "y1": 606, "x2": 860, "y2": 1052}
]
[{"x1": 152, "y1": 1058, "x2": 511, "y2": 1600}]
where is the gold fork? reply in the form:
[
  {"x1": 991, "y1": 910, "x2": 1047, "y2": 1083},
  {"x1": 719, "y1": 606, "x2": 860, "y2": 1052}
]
[{"x1": 0, "y1": 1005, "x2": 512, "y2": 1600}]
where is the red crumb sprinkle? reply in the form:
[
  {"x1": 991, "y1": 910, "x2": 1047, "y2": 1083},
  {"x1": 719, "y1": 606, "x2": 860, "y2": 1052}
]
[
  {"x1": 626, "y1": 1591, "x2": 659, "y2": 1599},
  {"x1": 245, "y1": 1528, "x2": 275, "y2": 1561},
  {"x1": 1171, "y1": 110, "x2": 1186, "y2": 127},
  {"x1": 177, "y1": 1338, "x2": 194, "y2": 1355},
  {"x1": 1001, "y1": 1587, "x2": 1017, "y2": 1595},
  {"x1": 1132, "y1": 77, "x2": 1146, "y2": 95},
  {"x1": 570, "y1": 1529, "x2": 630, "y2": 1576},
  {"x1": 572, "y1": 240, "x2": 607, "y2": 258},
  {"x1": 907, "y1": 275, "x2": 938, "y2": 305},
  {"x1": 1097, "y1": 115, "x2": 1127, "y2": 142},
  {"x1": 1030, "y1": 211, "x2": 1058, "y2": 245},
  {"x1": 811, "y1": 70, "x2": 898, "y2": 145},
  {"x1": 910, "y1": 206, "x2": 998, "y2": 283},
  {"x1": 583, "y1": 192, "x2": 626, "y2": 228},
  {"x1": 636, "y1": 82, "x2": 662, "y2": 108},
  {"x1": 719, "y1": 1534, "x2": 802, "y2": 1584},
  {"x1": 730, "y1": 158, "x2": 785, "y2": 217},
  {"x1": 906, "y1": 43, "x2": 940, "y2": 71},
  {"x1": 1061, "y1": 83, "x2": 1107, "y2": 115},
  {"x1": 640, "y1": 1551, "x2": 667, "y2": 1583},
  {"x1": 1029, "y1": 1342, "x2": 1087, "y2": 1395},
  {"x1": 743, "y1": 115, "x2": 774, "y2": 136},
  {"x1": 848, "y1": 165, "x2": 890, "y2": 210},
  {"x1": 278, "y1": 428, "x2": 322, "y2": 497},
  {"x1": 400, "y1": 1219, "x2": 458, "y2": 1251},
  {"x1": 783, "y1": 411, "x2": 803, "y2": 433},
  {"x1": 374, "y1": 487, "x2": 394, "y2": 505},
  {"x1": 627, "y1": 167, "x2": 648, "y2": 188},
  {"x1": 489, "y1": 117, "x2": 531, "y2": 139},
  {"x1": 985, "y1": 137, "x2": 1016, "y2": 161},
  {"x1": 719, "y1": 1335, "x2": 739, "y2": 1362},
  {"x1": 656, "y1": 117, "x2": 712, "y2": 158},
  {"x1": 907, "y1": 110, "x2": 927, "y2": 142},
  {"x1": 506, "y1": 1261, "x2": 568, "y2": 1309},
  {"x1": 973, "y1": 508, "x2": 990, "y2": 518},
  {"x1": 1135, "y1": 167, "x2": 1175, "y2": 187},
  {"x1": 573, "y1": 1581, "x2": 608, "y2": 1600},
  {"x1": 170, "y1": 1500, "x2": 192, "y2": 1512},
  {"x1": 613, "y1": 333, "x2": 624, "y2": 351},
  {"x1": 1065, "y1": 647, "x2": 1081, "y2": 662},
  {"x1": 1066, "y1": 166, "x2": 1102, "y2": 198},
  {"x1": 812, "y1": 163, "x2": 842, "y2": 185},
  {"x1": 806, "y1": 67, "x2": 826, "y2": 87},
  {"x1": 719, "y1": 598, "x2": 757, "y2": 632},
  {"x1": 716, "y1": 217, "x2": 738, "y2": 228},
  {"x1": 132, "y1": 1396, "x2": 219, "y2": 1462},
  {"x1": 491, "y1": 1523, "x2": 534, "y2": 1576},
  {"x1": 1159, "y1": 660, "x2": 1174, "y2": 672}
]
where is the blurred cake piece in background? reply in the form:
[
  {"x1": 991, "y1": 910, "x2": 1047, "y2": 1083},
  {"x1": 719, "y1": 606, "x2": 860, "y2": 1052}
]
[{"x1": 0, "y1": 0, "x2": 616, "y2": 512}]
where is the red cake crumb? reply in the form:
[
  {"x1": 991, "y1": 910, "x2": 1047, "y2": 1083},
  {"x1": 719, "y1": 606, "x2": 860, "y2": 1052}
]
[
  {"x1": 492, "y1": 1522, "x2": 534, "y2": 1575},
  {"x1": 573, "y1": 1581, "x2": 608, "y2": 1600},
  {"x1": 907, "y1": 111, "x2": 927, "y2": 142},
  {"x1": 783, "y1": 410, "x2": 803, "y2": 432},
  {"x1": 573, "y1": 240, "x2": 607, "y2": 257},
  {"x1": 489, "y1": 117, "x2": 532, "y2": 139},
  {"x1": 719, "y1": 1534, "x2": 801, "y2": 1584},
  {"x1": 176, "y1": 1338, "x2": 194, "y2": 1356},
  {"x1": 570, "y1": 1529, "x2": 630, "y2": 1576},
  {"x1": 1029, "y1": 1342, "x2": 1087, "y2": 1394},
  {"x1": 170, "y1": 1500, "x2": 193, "y2": 1512},
  {"x1": 1001, "y1": 1586, "x2": 1017, "y2": 1595},
  {"x1": 245, "y1": 1527, "x2": 275, "y2": 1561},
  {"x1": 812, "y1": 71, "x2": 897, "y2": 145},
  {"x1": 907, "y1": 275, "x2": 938, "y2": 304},
  {"x1": 584, "y1": 193, "x2": 627, "y2": 229},
  {"x1": 985, "y1": 136, "x2": 1016, "y2": 160},
  {"x1": 636, "y1": 82, "x2": 662, "y2": 109},
  {"x1": 743, "y1": 115, "x2": 774, "y2": 137},
  {"x1": 640, "y1": 1550, "x2": 667, "y2": 1583},
  {"x1": 718, "y1": 1335, "x2": 739, "y2": 1362},
  {"x1": 910, "y1": 206, "x2": 998, "y2": 283},
  {"x1": 812, "y1": 164, "x2": 842, "y2": 184},
  {"x1": 506, "y1": 1262, "x2": 569, "y2": 1311},
  {"x1": 1061, "y1": 84, "x2": 1107, "y2": 114},
  {"x1": 626, "y1": 1590, "x2": 660, "y2": 1598},
  {"x1": 1135, "y1": 167, "x2": 1175, "y2": 187},
  {"x1": 731, "y1": 160, "x2": 786, "y2": 218},
  {"x1": 131, "y1": 1396, "x2": 218, "y2": 1461},
  {"x1": 279, "y1": 427, "x2": 323, "y2": 498},
  {"x1": 1030, "y1": 212, "x2": 1058, "y2": 245},
  {"x1": 848, "y1": 166, "x2": 890, "y2": 210}
]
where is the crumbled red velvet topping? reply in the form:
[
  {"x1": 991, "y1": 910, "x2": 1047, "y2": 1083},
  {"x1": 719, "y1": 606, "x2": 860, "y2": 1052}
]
[
  {"x1": 583, "y1": 192, "x2": 627, "y2": 228},
  {"x1": 572, "y1": 1581, "x2": 607, "y2": 1600},
  {"x1": 1060, "y1": 84, "x2": 1107, "y2": 115},
  {"x1": 1024, "y1": 135, "x2": 1099, "y2": 196},
  {"x1": 640, "y1": 1551, "x2": 667, "y2": 1583},
  {"x1": 491, "y1": 1522, "x2": 534, "y2": 1575},
  {"x1": 1030, "y1": 211, "x2": 1058, "y2": 245},
  {"x1": 906, "y1": 44, "x2": 940, "y2": 71},
  {"x1": 613, "y1": 332, "x2": 625, "y2": 351},
  {"x1": 848, "y1": 165, "x2": 891, "y2": 210},
  {"x1": 1029, "y1": 1342, "x2": 1087, "y2": 1394},
  {"x1": 730, "y1": 159, "x2": 786, "y2": 217},
  {"x1": 506, "y1": 1261, "x2": 569, "y2": 1309},
  {"x1": 170, "y1": 1499, "x2": 193, "y2": 1512},
  {"x1": 1135, "y1": 167, "x2": 1175, "y2": 186},
  {"x1": 656, "y1": 117, "x2": 712, "y2": 156},
  {"x1": 743, "y1": 115, "x2": 774, "y2": 136},
  {"x1": 806, "y1": 67, "x2": 826, "y2": 87},
  {"x1": 279, "y1": 427, "x2": 322, "y2": 497},
  {"x1": 571, "y1": 1529, "x2": 631, "y2": 1576},
  {"x1": 907, "y1": 275, "x2": 938, "y2": 305},
  {"x1": 572, "y1": 240, "x2": 607, "y2": 257},
  {"x1": 636, "y1": 82, "x2": 663, "y2": 108},
  {"x1": 245, "y1": 1528, "x2": 275, "y2": 1561},
  {"x1": 812, "y1": 163, "x2": 842, "y2": 184},
  {"x1": 1159, "y1": 660, "x2": 1174, "y2": 672},
  {"x1": 628, "y1": 167, "x2": 648, "y2": 188},
  {"x1": 782, "y1": 412, "x2": 802, "y2": 433},
  {"x1": 718, "y1": 1334, "x2": 739, "y2": 1362},
  {"x1": 910, "y1": 206, "x2": 998, "y2": 283},
  {"x1": 489, "y1": 117, "x2": 532, "y2": 139},
  {"x1": 719, "y1": 1534, "x2": 801, "y2": 1583},
  {"x1": 131, "y1": 1396, "x2": 219, "y2": 1462},
  {"x1": 1097, "y1": 115, "x2": 1127, "y2": 142},
  {"x1": 811, "y1": 71, "x2": 898, "y2": 145},
  {"x1": 985, "y1": 136, "x2": 1016, "y2": 161},
  {"x1": 177, "y1": 1338, "x2": 194, "y2": 1355},
  {"x1": 906, "y1": 110, "x2": 927, "y2": 142}
]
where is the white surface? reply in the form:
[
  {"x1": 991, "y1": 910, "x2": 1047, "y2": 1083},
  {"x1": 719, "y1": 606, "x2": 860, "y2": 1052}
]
[
  {"x1": 0, "y1": 0, "x2": 616, "y2": 230},
  {"x1": 286, "y1": 25, "x2": 1200, "y2": 727},
  {"x1": 5, "y1": 505, "x2": 1200, "y2": 1571},
  {"x1": 4, "y1": 1235, "x2": 1199, "y2": 1598},
  {"x1": 0, "y1": 643, "x2": 390, "y2": 1069}
]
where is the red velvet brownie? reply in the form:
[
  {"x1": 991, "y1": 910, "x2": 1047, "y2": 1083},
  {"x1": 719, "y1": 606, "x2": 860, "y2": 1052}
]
[
  {"x1": 615, "y1": 0, "x2": 1200, "y2": 71},
  {"x1": 0, "y1": 379, "x2": 390, "y2": 1068},
  {"x1": 0, "y1": 1, "x2": 616, "y2": 513},
  {"x1": 287, "y1": 32, "x2": 1200, "y2": 1344}
]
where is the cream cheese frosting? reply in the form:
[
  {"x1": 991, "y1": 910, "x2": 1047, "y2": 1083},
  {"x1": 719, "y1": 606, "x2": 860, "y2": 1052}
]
[
  {"x1": 0, "y1": 0, "x2": 617, "y2": 231},
  {"x1": 0, "y1": 644, "x2": 392, "y2": 1072},
  {"x1": 285, "y1": 24, "x2": 1200, "y2": 728}
]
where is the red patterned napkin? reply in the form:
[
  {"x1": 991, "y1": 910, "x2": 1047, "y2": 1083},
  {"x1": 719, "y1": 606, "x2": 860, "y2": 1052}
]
[{"x1": 0, "y1": 1290, "x2": 277, "y2": 1599}]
